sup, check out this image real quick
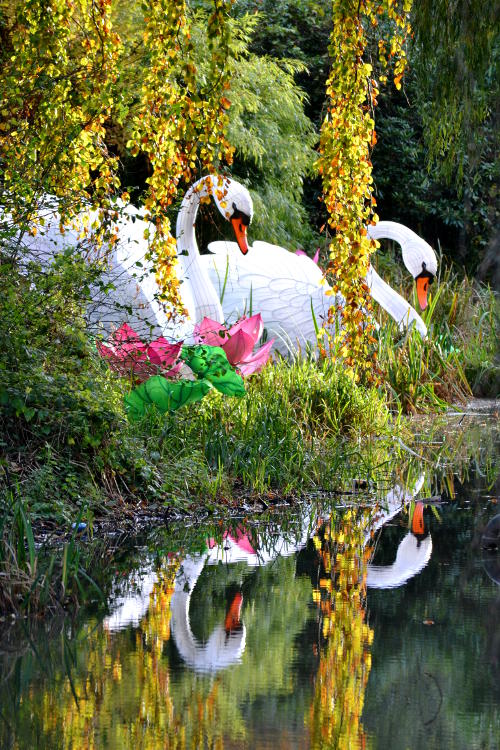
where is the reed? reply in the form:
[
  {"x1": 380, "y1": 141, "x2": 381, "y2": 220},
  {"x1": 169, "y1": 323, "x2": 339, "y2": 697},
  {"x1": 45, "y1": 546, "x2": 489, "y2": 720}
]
[
  {"x1": 376, "y1": 263, "x2": 498, "y2": 412},
  {"x1": 0, "y1": 488, "x2": 100, "y2": 615}
]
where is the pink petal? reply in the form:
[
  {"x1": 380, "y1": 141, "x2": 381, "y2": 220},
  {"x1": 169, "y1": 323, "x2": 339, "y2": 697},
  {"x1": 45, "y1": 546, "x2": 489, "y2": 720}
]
[
  {"x1": 222, "y1": 329, "x2": 254, "y2": 366},
  {"x1": 113, "y1": 323, "x2": 145, "y2": 347},
  {"x1": 228, "y1": 314, "x2": 263, "y2": 345},
  {"x1": 97, "y1": 339, "x2": 146, "y2": 369},
  {"x1": 238, "y1": 339, "x2": 274, "y2": 377},
  {"x1": 130, "y1": 360, "x2": 155, "y2": 382},
  {"x1": 194, "y1": 317, "x2": 228, "y2": 347},
  {"x1": 232, "y1": 528, "x2": 257, "y2": 554},
  {"x1": 112, "y1": 323, "x2": 147, "y2": 357},
  {"x1": 147, "y1": 338, "x2": 183, "y2": 367},
  {"x1": 295, "y1": 249, "x2": 307, "y2": 257},
  {"x1": 161, "y1": 360, "x2": 183, "y2": 379}
]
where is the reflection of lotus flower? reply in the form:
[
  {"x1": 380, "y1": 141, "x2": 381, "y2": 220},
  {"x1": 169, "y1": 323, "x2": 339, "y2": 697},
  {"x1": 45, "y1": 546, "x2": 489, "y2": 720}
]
[
  {"x1": 97, "y1": 323, "x2": 182, "y2": 381},
  {"x1": 194, "y1": 314, "x2": 274, "y2": 377}
]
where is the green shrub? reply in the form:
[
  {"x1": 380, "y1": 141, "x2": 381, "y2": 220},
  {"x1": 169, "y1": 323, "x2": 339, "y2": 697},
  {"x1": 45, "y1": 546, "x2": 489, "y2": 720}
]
[{"x1": 0, "y1": 249, "x2": 129, "y2": 515}]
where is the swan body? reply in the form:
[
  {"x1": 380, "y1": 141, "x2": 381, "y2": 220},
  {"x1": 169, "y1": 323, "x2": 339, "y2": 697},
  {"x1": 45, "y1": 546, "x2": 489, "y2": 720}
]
[
  {"x1": 12, "y1": 202, "x2": 178, "y2": 340},
  {"x1": 203, "y1": 221, "x2": 437, "y2": 355},
  {"x1": 8, "y1": 176, "x2": 252, "y2": 341}
]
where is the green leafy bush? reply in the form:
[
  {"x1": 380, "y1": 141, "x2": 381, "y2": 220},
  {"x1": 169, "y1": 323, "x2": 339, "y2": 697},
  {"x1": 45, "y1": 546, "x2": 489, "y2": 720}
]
[{"x1": 0, "y1": 249, "x2": 128, "y2": 514}]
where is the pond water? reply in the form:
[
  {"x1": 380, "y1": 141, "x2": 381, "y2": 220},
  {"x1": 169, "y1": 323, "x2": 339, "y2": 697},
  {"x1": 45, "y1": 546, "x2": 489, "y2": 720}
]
[{"x1": 1, "y1": 407, "x2": 499, "y2": 749}]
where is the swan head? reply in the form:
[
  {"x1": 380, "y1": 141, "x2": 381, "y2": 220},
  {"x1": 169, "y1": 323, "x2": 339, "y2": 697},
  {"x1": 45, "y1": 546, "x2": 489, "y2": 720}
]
[
  {"x1": 192, "y1": 175, "x2": 253, "y2": 255},
  {"x1": 400, "y1": 236, "x2": 437, "y2": 311},
  {"x1": 367, "y1": 221, "x2": 438, "y2": 310},
  {"x1": 414, "y1": 266, "x2": 435, "y2": 311},
  {"x1": 211, "y1": 177, "x2": 253, "y2": 256}
]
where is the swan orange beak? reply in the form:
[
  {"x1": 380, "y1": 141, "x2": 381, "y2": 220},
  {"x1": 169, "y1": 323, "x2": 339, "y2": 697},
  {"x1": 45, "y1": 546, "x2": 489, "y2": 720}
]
[
  {"x1": 416, "y1": 275, "x2": 430, "y2": 310},
  {"x1": 231, "y1": 217, "x2": 249, "y2": 255},
  {"x1": 412, "y1": 501, "x2": 425, "y2": 536},
  {"x1": 224, "y1": 592, "x2": 243, "y2": 633}
]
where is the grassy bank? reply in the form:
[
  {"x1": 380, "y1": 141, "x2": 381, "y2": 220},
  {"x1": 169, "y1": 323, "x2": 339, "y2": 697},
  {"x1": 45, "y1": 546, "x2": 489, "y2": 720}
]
[{"x1": 1, "y1": 247, "x2": 497, "y2": 518}]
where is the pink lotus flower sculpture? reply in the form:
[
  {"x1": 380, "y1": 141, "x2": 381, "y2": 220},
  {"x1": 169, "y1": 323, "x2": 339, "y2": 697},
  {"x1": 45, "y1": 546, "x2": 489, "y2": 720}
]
[
  {"x1": 194, "y1": 314, "x2": 273, "y2": 377},
  {"x1": 97, "y1": 323, "x2": 182, "y2": 381}
]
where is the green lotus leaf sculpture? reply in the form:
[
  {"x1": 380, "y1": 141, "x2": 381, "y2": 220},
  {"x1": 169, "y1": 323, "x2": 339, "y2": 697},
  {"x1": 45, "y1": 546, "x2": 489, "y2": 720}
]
[
  {"x1": 124, "y1": 345, "x2": 246, "y2": 420},
  {"x1": 181, "y1": 345, "x2": 246, "y2": 397},
  {"x1": 124, "y1": 376, "x2": 212, "y2": 420}
]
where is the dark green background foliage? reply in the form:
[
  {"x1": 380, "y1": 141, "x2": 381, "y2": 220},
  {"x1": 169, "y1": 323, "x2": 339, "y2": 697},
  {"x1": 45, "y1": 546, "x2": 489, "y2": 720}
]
[{"x1": 118, "y1": 0, "x2": 499, "y2": 283}]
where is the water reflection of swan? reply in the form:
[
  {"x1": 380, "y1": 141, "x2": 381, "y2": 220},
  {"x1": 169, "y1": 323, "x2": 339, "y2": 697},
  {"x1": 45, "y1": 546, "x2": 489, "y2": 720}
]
[
  {"x1": 367, "y1": 531, "x2": 433, "y2": 589},
  {"x1": 103, "y1": 569, "x2": 157, "y2": 632},
  {"x1": 170, "y1": 556, "x2": 246, "y2": 674},
  {"x1": 366, "y1": 477, "x2": 433, "y2": 589},
  {"x1": 170, "y1": 523, "x2": 311, "y2": 673},
  {"x1": 103, "y1": 521, "x2": 311, "y2": 672},
  {"x1": 102, "y1": 555, "x2": 246, "y2": 673}
]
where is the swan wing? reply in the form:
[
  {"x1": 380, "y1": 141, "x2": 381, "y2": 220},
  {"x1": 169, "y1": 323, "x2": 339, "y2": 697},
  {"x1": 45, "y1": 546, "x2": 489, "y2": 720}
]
[{"x1": 203, "y1": 242, "x2": 333, "y2": 355}]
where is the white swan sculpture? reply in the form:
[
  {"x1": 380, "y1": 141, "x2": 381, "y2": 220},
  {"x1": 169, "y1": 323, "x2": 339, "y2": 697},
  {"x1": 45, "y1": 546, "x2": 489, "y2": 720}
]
[{"x1": 203, "y1": 219, "x2": 437, "y2": 355}]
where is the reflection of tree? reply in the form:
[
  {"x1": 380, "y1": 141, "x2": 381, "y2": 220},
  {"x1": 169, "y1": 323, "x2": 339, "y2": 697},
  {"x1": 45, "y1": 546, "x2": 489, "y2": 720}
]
[
  {"x1": 10, "y1": 556, "x2": 188, "y2": 749},
  {"x1": 309, "y1": 510, "x2": 374, "y2": 750},
  {"x1": 4, "y1": 551, "x2": 313, "y2": 749}
]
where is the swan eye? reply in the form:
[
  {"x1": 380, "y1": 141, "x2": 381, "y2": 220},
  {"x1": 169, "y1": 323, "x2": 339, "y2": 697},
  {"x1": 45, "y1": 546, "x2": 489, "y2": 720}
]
[{"x1": 231, "y1": 206, "x2": 251, "y2": 226}]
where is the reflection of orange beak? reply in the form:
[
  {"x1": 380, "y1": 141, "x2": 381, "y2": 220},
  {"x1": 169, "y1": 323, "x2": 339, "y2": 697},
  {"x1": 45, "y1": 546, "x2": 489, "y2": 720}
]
[
  {"x1": 412, "y1": 501, "x2": 425, "y2": 536},
  {"x1": 416, "y1": 276, "x2": 430, "y2": 310},
  {"x1": 224, "y1": 592, "x2": 243, "y2": 633},
  {"x1": 231, "y1": 217, "x2": 249, "y2": 255}
]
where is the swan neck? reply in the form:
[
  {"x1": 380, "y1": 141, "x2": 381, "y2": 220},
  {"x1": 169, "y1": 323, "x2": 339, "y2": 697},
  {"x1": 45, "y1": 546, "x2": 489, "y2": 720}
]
[
  {"x1": 366, "y1": 265, "x2": 427, "y2": 338},
  {"x1": 176, "y1": 184, "x2": 202, "y2": 257},
  {"x1": 175, "y1": 181, "x2": 224, "y2": 325}
]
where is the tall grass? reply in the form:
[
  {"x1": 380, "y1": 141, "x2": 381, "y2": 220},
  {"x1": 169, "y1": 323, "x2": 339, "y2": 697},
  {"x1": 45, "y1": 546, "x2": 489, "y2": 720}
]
[
  {"x1": 375, "y1": 260, "x2": 499, "y2": 412},
  {"x1": 0, "y1": 488, "x2": 100, "y2": 615},
  {"x1": 131, "y1": 357, "x2": 390, "y2": 497}
]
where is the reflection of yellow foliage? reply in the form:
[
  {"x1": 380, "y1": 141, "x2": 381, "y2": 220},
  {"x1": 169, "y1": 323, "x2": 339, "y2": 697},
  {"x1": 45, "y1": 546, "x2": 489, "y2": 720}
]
[
  {"x1": 309, "y1": 510, "x2": 374, "y2": 750},
  {"x1": 17, "y1": 556, "x2": 224, "y2": 750}
]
